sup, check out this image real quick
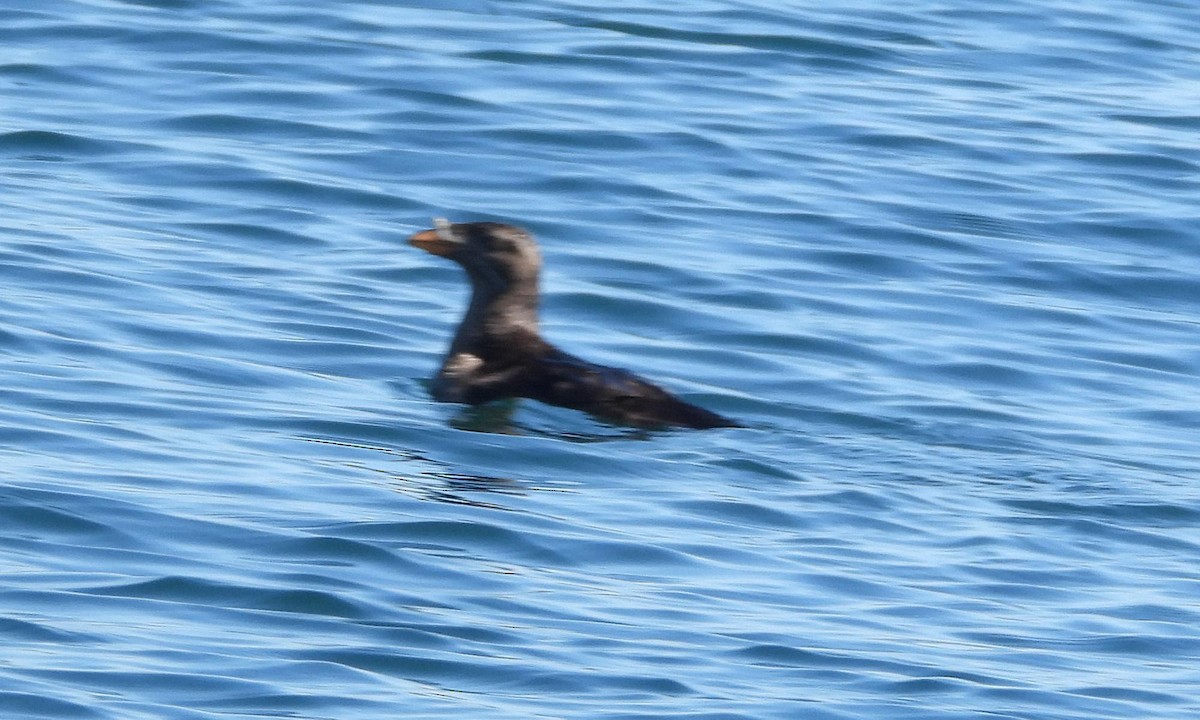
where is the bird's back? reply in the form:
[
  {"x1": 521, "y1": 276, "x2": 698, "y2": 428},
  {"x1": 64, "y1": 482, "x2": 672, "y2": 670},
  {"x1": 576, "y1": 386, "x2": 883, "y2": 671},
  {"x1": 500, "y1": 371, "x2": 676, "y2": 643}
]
[{"x1": 527, "y1": 345, "x2": 737, "y2": 429}]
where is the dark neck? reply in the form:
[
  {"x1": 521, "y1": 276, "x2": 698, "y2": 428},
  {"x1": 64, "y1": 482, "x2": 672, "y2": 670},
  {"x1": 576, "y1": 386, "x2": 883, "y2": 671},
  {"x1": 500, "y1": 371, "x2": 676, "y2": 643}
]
[{"x1": 447, "y1": 274, "x2": 540, "y2": 357}]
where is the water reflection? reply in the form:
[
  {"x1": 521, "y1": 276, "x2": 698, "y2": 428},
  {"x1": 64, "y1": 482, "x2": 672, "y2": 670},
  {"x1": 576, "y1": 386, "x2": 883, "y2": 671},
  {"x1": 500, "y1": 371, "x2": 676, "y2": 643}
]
[{"x1": 298, "y1": 434, "x2": 526, "y2": 509}]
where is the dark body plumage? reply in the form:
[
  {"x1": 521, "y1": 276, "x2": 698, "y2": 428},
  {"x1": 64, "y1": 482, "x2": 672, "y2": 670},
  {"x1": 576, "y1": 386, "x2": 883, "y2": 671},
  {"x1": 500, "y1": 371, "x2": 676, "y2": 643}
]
[{"x1": 409, "y1": 220, "x2": 736, "y2": 430}]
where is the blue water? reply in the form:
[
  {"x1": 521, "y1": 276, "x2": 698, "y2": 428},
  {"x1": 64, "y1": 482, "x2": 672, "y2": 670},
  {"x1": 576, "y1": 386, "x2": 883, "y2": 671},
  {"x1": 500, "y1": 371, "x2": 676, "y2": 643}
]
[{"x1": 2, "y1": 1, "x2": 1198, "y2": 718}]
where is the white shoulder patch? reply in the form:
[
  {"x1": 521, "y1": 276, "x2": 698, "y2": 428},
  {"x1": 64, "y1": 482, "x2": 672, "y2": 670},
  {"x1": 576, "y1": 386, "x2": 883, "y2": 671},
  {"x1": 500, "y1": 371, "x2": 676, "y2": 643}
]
[{"x1": 442, "y1": 353, "x2": 483, "y2": 378}]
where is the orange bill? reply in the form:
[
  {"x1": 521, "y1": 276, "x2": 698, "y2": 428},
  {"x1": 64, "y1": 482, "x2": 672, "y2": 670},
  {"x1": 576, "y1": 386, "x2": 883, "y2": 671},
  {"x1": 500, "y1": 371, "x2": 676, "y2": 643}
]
[{"x1": 408, "y1": 227, "x2": 459, "y2": 256}]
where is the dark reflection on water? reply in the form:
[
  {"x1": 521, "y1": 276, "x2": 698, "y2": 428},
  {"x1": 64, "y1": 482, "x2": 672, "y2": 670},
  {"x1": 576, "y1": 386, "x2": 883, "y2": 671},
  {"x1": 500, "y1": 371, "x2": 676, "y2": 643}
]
[{"x1": 299, "y1": 435, "x2": 525, "y2": 509}]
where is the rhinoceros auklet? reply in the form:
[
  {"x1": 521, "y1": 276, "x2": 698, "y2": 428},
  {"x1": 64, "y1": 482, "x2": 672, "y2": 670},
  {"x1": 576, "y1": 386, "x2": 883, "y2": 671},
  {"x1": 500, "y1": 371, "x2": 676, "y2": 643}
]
[{"x1": 408, "y1": 219, "x2": 736, "y2": 429}]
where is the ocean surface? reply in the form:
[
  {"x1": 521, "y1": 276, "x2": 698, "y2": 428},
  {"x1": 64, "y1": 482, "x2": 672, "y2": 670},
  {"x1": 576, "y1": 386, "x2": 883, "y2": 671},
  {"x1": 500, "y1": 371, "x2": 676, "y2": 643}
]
[{"x1": 2, "y1": 1, "x2": 1198, "y2": 718}]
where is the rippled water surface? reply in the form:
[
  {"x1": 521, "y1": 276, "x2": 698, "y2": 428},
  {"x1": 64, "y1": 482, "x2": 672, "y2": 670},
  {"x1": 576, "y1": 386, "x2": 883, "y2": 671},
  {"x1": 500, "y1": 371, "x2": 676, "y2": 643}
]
[{"x1": 3, "y1": 1, "x2": 1199, "y2": 718}]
